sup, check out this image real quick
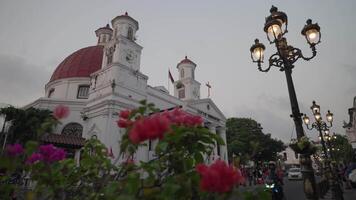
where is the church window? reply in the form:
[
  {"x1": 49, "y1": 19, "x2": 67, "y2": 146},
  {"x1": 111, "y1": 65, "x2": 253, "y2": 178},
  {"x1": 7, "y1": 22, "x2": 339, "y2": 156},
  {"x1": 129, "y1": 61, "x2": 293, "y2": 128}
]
[
  {"x1": 77, "y1": 85, "x2": 89, "y2": 99},
  {"x1": 106, "y1": 46, "x2": 115, "y2": 65},
  {"x1": 128, "y1": 27, "x2": 133, "y2": 40},
  {"x1": 107, "y1": 53, "x2": 113, "y2": 65},
  {"x1": 148, "y1": 140, "x2": 152, "y2": 151},
  {"x1": 178, "y1": 88, "x2": 185, "y2": 99},
  {"x1": 48, "y1": 88, "x2": 55, "y2": 98},
  {"x1": 217, "y1": 143, "x2": 221, "y2": 156},
  {"x1": 192, "y1": 69, "x2": 194, "y2": 79},
  {"x1": 102, "y1": 35, "x2": 106, "y2": 42},
  {"x1": 61, "y1": 123, "x2": 83, "y2": 137},
  {"x1": 180, "y1": 69, "x2": 184, "y2": 78}
]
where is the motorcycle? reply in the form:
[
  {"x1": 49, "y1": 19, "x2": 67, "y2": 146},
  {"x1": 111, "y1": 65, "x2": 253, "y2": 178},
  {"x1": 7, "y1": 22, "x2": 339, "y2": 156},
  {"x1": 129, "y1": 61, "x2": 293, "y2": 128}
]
[{"x1": 264, "y1": 179, "x2": 285, "y2": 200}]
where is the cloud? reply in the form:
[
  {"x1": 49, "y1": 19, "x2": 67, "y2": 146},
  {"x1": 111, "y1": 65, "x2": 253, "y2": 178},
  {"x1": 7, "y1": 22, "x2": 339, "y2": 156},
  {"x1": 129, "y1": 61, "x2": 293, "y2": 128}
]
[{"x1": 0, "y1": 54, "x2": 50, "y2": 106}]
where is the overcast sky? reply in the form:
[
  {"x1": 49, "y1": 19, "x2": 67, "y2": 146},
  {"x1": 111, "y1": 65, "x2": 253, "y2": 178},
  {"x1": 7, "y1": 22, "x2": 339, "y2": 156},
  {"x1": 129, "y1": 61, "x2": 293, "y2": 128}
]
[{"x1": 0, "y1": 0, "x2": 355, "y2": 142}]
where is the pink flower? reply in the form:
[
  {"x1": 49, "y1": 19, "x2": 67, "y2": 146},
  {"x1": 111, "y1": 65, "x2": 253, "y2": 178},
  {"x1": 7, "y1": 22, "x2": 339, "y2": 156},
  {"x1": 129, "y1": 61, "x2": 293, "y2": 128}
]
[
  {"x1": 162, "y1": 108, "x2": 203, "y2": 127},
  {"x1": 119, "y1": 110, "x2": 131, "y2": 119},
  {"x1": 128, "y1": 114, "x2": 170, "y2": 144},
  {"x1": 5, "y1": 143, "x2": 24, "y2": 156},
  {"x1": 53, "y1": 105, "x2": 70, "y2": 120},
  {"x1": 26, "y1": 153, "x2": 43, "y2": 164},
  {"x1": 39, "y1": 144, "x2": 66, "y2": 163},
  {"x1": 117, "y1": 119, "x2": 132, "y2": 128},
  {"x1": 118, "y1": 107, "x2": 203, "y2": 144},
  {"x1": 196, "y1": 160, "x2": 241, "y2": 193}
]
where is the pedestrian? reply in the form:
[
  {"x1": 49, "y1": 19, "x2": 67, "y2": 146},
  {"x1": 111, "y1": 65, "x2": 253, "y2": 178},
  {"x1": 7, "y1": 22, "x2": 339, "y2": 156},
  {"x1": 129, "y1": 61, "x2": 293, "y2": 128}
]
[{"x1": 247, "y1": 168, "x2": 253, "y2": 186}]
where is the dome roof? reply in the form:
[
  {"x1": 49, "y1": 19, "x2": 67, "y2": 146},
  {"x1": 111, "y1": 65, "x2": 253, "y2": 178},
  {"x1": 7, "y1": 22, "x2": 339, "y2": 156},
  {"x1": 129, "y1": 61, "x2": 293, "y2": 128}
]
[
  {"x1": 177, "y1": 56, "x2": 196, "y2": 68},
  {"x1": 50, "y1": 46, "x2": 103, "y2": 82}
]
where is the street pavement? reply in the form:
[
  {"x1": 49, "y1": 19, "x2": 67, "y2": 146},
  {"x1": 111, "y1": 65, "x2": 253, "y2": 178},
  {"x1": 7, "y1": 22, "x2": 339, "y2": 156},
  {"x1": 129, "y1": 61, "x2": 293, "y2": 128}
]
[
  {"x1": 239, "y1": 178, "x2": 356, "y2": 199},
  {"x1": 283, "y1": 178, "x2": 356, "y2": 200}
]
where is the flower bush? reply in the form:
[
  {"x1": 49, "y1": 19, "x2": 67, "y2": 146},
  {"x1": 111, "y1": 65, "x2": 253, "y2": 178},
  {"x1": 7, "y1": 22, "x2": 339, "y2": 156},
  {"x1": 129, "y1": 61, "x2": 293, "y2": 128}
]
[
  {"x1": 0, "y1": 101, "x2": 269, "y2": 200},
  {"x1": 5, "y1": 144, "x2": 24, "y2": 157},
  {"x1": 196, "y1": 160, "x2": 241, "y2": 193},
  {"x1": 289, "y1": 136, "x2": 317, "y2": 155}
]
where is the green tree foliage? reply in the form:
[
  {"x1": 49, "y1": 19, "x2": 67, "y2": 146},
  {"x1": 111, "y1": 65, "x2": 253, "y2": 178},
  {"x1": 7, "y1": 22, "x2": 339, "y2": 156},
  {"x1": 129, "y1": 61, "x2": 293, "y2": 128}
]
[
  {"x1": 226, "y1": 118, "x2": 286, "y2": 163},
  {"x1": 330, "y1": 134, "x2": 354, "y2": 163},
  {"x1": 0, "y1": 106, "x2": 57, "y2": 145}
]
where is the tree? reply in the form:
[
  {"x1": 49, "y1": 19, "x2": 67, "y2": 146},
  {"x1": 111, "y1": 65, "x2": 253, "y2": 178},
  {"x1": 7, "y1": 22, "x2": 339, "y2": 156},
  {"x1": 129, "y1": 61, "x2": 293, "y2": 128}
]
[
  {"x1": 0, "y1": 106, "x2": 57, "y2": 145},
  {"x1": 330, "y1": 134, "x2": 354, "y2": 164},
  {"x1": 226, "y1": 118, "x2": 286, "y2": 164}
]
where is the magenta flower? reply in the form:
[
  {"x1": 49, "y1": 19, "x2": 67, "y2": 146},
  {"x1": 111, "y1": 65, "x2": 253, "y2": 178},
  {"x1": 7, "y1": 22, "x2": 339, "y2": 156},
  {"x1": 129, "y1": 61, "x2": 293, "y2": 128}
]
[
  {"x1": 26, "y1": 153, "x2": 43, "y2": 164},
  {"x1": 6, "y1": 143, "x2": 24, "y2": 156},
  {"x1": 53, "y1": 105, "x2": 70, "y2": 120},
  {"x1": 39, "y1": 144, "x2": 66, "y2": 163}
]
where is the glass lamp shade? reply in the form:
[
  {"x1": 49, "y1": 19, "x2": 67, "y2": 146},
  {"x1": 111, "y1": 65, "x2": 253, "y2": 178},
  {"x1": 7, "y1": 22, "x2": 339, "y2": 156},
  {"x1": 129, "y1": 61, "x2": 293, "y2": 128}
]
[
  {"x1": 252, "y1": 48, "x2": 264, "y2": 62},
  {"x1": 314, "y1": 112, "x2": 322, "y2": 121},
  {"x1": 305, "y1": 29, "x2": 320, "y2": 45},
  {"x1": 310, "y1": 101, "x2": 320, "y2": 114},
  {"x1": 326, "y1": 110, "x2": 333, "y2": 123},
  {"x1": 303, "y1": 114, "x2": 310, "y2": 125},
  {"x1": 302, "y1": 19, "x2": 321, "y2": 45},
  {"x1": 324, "y1": 129, "x2": 330, "y2": 135},
  {"x1": 265, "y1": 6, "x2": 288, "y2": 40},
  {"x1": 250, "y1": 39, "x2": 265, "y2": 63},
  {"x1": 264, "y1": 20, "x2": 282, "y2": 42},
  {"x1": 332, "y1": 132, "x2": 337, "y2": 139}
]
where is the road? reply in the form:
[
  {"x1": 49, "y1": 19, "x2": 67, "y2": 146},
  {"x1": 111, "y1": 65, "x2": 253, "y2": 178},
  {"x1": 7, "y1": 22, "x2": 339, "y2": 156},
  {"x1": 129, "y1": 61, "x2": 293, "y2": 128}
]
[{"x1": 284, "y1": 178, "x2": 356, "y2": 200}]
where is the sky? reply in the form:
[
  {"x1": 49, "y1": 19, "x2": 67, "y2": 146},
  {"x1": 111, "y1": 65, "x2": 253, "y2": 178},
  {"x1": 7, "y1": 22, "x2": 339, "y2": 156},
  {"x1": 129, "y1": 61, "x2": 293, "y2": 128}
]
[{"x1": 0, "y1": 0, "x2": 355, "y2": 143}]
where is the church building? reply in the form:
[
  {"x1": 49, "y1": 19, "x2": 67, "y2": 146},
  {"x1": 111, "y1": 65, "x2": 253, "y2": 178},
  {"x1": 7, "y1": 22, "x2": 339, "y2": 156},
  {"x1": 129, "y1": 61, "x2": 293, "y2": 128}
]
[{"x1": 25, "y1": 13, "x2": 228, "y2": 163}]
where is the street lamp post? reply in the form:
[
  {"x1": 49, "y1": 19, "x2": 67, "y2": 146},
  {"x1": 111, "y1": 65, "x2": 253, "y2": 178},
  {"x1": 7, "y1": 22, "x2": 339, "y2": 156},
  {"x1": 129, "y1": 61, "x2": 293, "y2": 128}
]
[
  {"x1": 250, "y1": 6, "x2": 321, "y2": 200},
  {"x1": 303, "y1": 101, "x2": 344, "y2": 200}
]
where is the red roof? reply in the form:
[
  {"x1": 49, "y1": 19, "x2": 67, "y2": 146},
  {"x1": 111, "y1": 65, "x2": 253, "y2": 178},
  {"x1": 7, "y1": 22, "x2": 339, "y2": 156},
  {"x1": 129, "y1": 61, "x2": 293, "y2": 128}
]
[
  {"x1": 41, "y1": 133, "x2": 86, "y2": 148},
  {"x1": 49, "y1": 46, "x2": 103, "y2": 82},
  {"x1": 177, "y1": 56, "x2": 196, "y2": 67}
]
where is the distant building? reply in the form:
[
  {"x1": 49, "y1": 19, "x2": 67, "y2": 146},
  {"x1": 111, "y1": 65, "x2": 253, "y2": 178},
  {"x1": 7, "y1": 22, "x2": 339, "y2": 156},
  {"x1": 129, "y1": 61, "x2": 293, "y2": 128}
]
[
  {"x1": 280, "y1": 147, "x2": 299, "y2": 168},
  {"x1": 24, "y1": 13, "x2": 228, "y2": 164},
  {"x1": 344, "y1": 96, "x2": 356, "y2": 149}
]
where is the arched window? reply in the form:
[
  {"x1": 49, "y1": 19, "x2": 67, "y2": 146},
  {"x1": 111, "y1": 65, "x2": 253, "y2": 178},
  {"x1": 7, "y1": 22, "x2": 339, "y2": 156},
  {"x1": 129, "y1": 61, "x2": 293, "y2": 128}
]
[
  {"x1": 48, "y1": 88, "x2": 55, "y2": 98},
  {"x1": 127, "y1": 27, "x2": 133, "y2": 40},
  {"x1": 178, "y1": 87, "x2": 185, "y2": 99},
  {"x1": 180, "y1": 69, "x2": 184, "y2": 78},
  {"x1": 61, "y1": 123, "x2": 83, "y2": 137}
]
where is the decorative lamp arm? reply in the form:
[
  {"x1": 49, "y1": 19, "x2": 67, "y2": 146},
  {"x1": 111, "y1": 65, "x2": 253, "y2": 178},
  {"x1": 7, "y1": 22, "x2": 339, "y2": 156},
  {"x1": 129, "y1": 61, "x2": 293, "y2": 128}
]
[{"x1": 299, "y1": 46, "x2": 317, "y2": 61}]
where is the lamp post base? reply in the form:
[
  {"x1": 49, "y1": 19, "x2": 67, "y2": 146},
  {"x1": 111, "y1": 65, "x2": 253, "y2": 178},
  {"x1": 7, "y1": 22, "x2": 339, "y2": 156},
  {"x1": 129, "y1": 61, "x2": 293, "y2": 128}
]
[{"x1": 300, "y1": 154, "x2": 319, "y2": 200}]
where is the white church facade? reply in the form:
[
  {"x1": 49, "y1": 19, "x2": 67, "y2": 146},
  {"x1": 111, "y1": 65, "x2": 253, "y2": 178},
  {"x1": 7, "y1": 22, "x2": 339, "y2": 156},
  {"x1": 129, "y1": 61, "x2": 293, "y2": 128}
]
[
  {"x1": 25, "y1": 13, "x2": 228, "y2": 163},
  {"x1": 344, "y1": 96, "x2": 356, "y2": 150}
]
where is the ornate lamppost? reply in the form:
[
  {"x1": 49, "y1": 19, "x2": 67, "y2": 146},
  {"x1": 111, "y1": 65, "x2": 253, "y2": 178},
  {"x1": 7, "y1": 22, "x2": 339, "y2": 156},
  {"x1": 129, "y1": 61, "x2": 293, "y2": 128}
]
[
  {"x1": 303, "y1": 101, "x2": 344, "y2": 200},
  {"x1": 249, "y1": 6, "x2": 321, "y2": 199}
]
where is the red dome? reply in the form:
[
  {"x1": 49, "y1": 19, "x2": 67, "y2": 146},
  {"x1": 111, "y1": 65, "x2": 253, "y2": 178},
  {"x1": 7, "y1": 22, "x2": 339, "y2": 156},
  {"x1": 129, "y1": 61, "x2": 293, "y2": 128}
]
[{"x1": 50, "y1": 46, "x2": 103, "y2": 82}]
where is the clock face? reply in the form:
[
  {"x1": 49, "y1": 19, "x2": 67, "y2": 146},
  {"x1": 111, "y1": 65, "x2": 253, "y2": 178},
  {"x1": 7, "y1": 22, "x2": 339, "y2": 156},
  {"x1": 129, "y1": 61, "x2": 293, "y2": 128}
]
[{"x1": 125, "y1": 50, "x2": 135, "y2": 63}]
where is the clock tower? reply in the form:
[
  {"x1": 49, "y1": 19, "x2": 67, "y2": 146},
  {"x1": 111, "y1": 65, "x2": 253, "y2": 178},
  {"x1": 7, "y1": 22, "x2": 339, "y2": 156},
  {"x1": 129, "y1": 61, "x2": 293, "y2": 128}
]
[
  {"x1": 89, "y1": 12, "x2": 148, "y2": 102},
  {"x1": 174, "y1": 56, "x2": 201, "y2": 101},
  {"x1": 102, "y1": 12, "x2": 142, "y2": 71}
]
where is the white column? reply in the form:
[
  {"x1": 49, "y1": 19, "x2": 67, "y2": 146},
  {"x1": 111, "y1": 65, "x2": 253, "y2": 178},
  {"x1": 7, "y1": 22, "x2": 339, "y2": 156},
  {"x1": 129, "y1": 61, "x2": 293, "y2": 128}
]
[
  {"x1": 208, "y1": 125, "x2": 217, "y2": 163},
  {"x1": 217, "y1": 127, "x2": 228, "y2": 163}
]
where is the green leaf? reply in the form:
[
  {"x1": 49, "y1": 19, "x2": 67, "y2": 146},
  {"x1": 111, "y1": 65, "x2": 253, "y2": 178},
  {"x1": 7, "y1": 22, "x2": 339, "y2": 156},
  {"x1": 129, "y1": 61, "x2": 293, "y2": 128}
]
[
  {"x1": 25, "y1": 140, "x2": 39, "y2": 155},
  {"x1": 156, "y1": 141, "x2": 169, "y2": 152},
  {"x1": 194, "y1": 152, "x2": 204, "y2": 163}
]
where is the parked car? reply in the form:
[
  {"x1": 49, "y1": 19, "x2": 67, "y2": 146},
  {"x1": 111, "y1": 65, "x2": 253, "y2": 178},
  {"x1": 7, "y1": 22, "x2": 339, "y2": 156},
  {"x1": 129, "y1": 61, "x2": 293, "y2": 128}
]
[{"x1": 288, "y1": 168, "x2": 302, "y2": 180}]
